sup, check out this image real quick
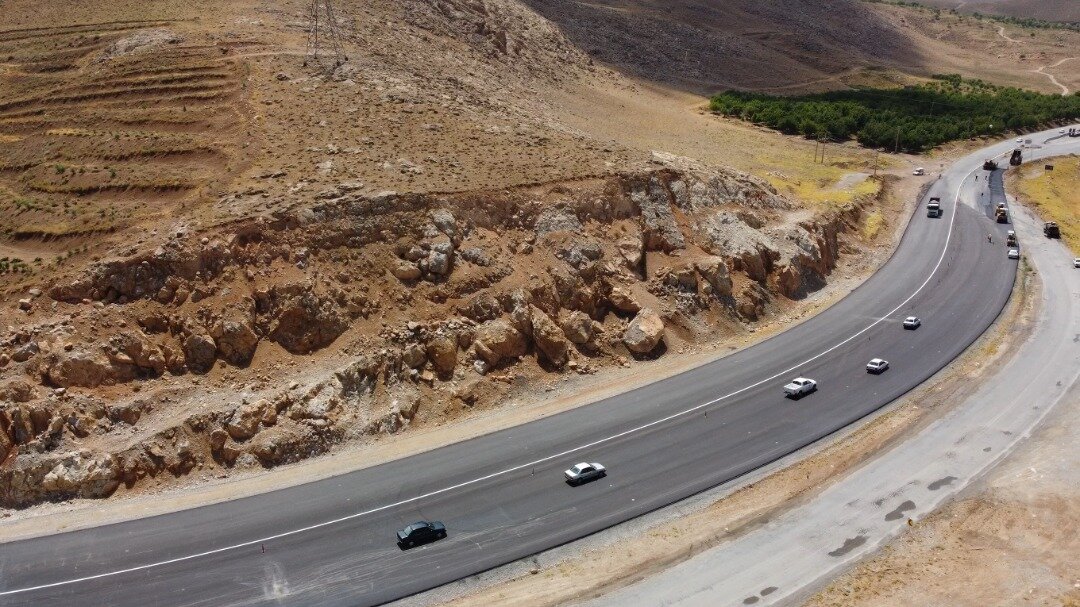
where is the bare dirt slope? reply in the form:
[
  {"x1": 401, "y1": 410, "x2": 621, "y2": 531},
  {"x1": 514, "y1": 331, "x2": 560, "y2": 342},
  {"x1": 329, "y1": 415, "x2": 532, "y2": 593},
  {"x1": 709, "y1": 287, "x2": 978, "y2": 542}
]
[
  {"x1": 916, "y1": 0, "x2": 1080, "y2": 23},
  {"x1": 518, "y1": 0, "x2": 1080, "y2": 94},
  {"x1": 0, "y1": 0, "x2": 1076, "y2": 512}
]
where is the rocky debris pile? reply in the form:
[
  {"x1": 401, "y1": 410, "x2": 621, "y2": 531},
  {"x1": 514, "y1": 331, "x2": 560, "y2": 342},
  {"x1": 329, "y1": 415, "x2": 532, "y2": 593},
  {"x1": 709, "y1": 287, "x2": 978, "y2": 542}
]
[
  {"x1": 401, "y1": 0, "x2": 592, "y2": 83},
  {"x1": 0, "y1": 165, "x2": 864, "y2": 507}
]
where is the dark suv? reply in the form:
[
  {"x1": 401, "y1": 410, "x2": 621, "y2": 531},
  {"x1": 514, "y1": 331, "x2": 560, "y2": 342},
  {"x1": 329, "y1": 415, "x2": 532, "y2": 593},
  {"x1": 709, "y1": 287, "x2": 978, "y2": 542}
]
[{"x1": 396, "y1": 521, "x2": 447, "y2": 549}]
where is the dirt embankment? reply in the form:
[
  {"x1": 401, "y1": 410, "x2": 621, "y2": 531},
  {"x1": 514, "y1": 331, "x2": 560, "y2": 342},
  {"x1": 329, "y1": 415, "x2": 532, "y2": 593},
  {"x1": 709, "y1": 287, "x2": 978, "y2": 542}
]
[{"x1": 0, "y1": 160, "x2": 879, "y2": 508}]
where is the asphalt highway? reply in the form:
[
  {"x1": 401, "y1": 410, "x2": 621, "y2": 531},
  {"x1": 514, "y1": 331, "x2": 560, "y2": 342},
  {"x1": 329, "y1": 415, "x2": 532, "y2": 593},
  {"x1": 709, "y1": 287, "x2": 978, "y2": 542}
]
[
  {"x1": 1, "y1": 129, "x2": 1072, "y2": 607},
  {"x1": 590, "y1": 130, "x2": 1080, "y2": 607}
]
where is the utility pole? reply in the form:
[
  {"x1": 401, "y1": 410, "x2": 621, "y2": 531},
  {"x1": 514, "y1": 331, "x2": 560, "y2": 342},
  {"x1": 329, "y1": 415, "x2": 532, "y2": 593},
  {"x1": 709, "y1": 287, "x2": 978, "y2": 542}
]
[
  {"x1": 304, "y1": 0, "x2": 348, "y2": 69},
  {"x1": 894, "y1": 128, "x2": 901, "y2": 154}
]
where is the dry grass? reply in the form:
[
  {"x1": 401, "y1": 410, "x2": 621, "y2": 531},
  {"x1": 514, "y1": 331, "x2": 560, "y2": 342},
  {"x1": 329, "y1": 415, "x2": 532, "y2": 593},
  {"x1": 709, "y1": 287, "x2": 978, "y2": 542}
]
[
  {"x1": 863, "y1": 210, "x2": 886, "y2": 240},
  {"x1": 1014, "y1": 154, "x2": 1080, "y2": 256}
]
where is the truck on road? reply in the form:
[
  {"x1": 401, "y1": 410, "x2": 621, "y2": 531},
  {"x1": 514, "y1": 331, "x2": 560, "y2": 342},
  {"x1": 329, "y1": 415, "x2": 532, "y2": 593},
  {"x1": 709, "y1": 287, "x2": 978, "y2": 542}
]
[
  {"x1": 995, "y1": 204, "x2": 1009, "y2": 224},
  {"x1": 1044, "y1": 222, "x2": 1061, "y2": 238},
  {"x1": 927, "y1": 197, "x2": 942, "y2": 218},
  {"x1": 1010, "y1": 149, "x2": 1022, "y2": 166},
  {"x1": 983, "y1": 159, "x2": 998, "y2": 170}
]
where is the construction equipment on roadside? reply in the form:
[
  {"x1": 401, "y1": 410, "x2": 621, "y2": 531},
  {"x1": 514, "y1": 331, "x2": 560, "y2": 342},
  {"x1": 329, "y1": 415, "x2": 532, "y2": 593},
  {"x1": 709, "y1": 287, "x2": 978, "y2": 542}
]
[
  {"x1": 982, "y1": 159, "x2": 998, "y2": 170},
  {"x1": 1068, "y1": 127, "x2": 1080, "y2": 137},
  {"x1": 995, "y1": 203, "x2": 1008, "y2": 224},
  {"x1": 1006, "y1": 231, "x2": 1018, "y2": 247},
  {"x1": 1044, "y1": 221, "x2": 1061, "y2": 238},
  {"x1": 1009, "y1": 149, "x2": 1022, "y2": 166}
]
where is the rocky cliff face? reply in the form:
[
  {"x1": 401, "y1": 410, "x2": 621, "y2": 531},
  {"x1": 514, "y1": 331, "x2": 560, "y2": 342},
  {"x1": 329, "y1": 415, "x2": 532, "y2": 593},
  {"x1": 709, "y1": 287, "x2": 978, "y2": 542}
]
[{"x1": 0, "y1": 164, "x2": 865, "y2": 508}]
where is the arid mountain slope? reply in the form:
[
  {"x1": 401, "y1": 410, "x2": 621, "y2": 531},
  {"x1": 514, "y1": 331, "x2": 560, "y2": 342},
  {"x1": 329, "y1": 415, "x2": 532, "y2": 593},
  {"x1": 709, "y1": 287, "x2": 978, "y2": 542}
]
[
  {"x1": 0, "y1": 0, "x2": 1075, "y2": 510},
  {"x1": 917, "y1": 0, "x2": 1080, "y2": 23},
  {"x1": 518, "y1": 0, "x2": 922, "y2": 93}
]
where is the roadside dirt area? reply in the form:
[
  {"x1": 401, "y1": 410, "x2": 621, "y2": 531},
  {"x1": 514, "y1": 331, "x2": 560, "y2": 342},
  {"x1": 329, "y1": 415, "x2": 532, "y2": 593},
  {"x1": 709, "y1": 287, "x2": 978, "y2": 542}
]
[
  {"x1": 805, "y1": 383, "x2": 1080, "y2": 607},
  {"x1": 1010, "y1": 153, "x2": 1080, "y2": 256}
]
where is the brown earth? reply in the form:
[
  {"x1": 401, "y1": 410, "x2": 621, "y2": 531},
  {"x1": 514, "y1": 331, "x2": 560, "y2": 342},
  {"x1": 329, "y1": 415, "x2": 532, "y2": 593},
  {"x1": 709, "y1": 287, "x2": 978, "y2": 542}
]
[
  {"x1": 915, "y1": 0, "x2": 1080, "y2": 24},
  {"x1": 806, "y1": 389, "x2": 1080, "y2": 607},
  {"x1": 1, "y1": 0, "x2": 1077, "y2": 510}
]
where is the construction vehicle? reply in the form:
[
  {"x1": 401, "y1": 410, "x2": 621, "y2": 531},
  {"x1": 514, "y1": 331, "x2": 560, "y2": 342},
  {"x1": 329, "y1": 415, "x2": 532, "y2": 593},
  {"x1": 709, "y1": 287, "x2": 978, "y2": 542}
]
[
  {"x1": 982, "y1": 158, "x2": 998, "y2": 170},
  {"x1": 1044, "y1": 221, "x2": 1061, "y2": 238},
  {"x1": 1009, "y1": 149, "x2": 1022, "y2": 166},
  {"x1": 926, "y1": 197, "x2": 942, "y2": 218},
  {"x1": 995, "y1": 203, "x2": 1008, "y2": 224},
  {"x1": 1006, "y1": 231, "x2": 1018, "y2": 247},
  {"x1": 1068, "y1": 127, "x2": 1080, "y2": 137}
]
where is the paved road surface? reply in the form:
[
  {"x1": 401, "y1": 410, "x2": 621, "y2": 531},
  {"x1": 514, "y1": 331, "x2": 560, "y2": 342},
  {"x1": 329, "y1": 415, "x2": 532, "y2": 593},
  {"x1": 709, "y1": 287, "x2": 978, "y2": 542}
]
[
  {"x1": 587, "y1": 133, "x2": 1080, "y2": 606},
  {"x1": 1, "y1": 129, "x2": 1074, "y2": 607}
]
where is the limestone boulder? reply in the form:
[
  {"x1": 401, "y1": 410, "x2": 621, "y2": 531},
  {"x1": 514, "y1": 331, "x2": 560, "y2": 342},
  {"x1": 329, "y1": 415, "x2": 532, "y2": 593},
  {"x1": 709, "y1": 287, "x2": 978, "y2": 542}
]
[
  {"x1": 529, "y1": 306, "x2": 570, "y2": 367},
  {"x1": 212, "y1": 319, "x2": 259, "y2": 366},
  {"x1": 426, "y1": 334, "x2": 458, "y2": 374},
  {"x1": 182, "y1": 332, "x2": 217, "y2": 373},
  {"x1": 560, "y1": 310, "x2": 594, "y2": 345},
  {"x1": 472, "y1": 319, "x2": 527, "y2": 367},
  {"x1": 623, "y1": 308, "x2": 665, "y2": 354}
]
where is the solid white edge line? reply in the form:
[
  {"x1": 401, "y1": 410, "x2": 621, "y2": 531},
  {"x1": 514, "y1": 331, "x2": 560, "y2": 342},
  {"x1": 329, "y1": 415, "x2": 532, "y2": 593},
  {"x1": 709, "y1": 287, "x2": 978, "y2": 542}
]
[{"x1": 0, "y1": 161, "x2": 987, "y2": 597}]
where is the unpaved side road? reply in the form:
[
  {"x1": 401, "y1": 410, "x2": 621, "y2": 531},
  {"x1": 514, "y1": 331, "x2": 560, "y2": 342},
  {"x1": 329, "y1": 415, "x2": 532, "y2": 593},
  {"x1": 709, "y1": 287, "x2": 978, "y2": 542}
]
[{"x1": 583, "y1": 168, "x2": 1080, "y2": 606}]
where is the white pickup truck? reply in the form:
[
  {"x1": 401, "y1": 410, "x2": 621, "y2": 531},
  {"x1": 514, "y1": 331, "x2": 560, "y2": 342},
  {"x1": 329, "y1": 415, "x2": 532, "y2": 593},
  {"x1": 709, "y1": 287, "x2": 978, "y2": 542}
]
[{"x1": 783, "y1": 377, "x2": 818, "y2": 398}]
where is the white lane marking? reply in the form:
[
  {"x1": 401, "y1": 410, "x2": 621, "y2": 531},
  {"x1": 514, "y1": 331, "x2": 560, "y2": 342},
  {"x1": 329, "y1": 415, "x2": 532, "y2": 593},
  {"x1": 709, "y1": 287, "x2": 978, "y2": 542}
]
[{"x1": 0, "y1": 166, "x2": 976, "y2": 598}]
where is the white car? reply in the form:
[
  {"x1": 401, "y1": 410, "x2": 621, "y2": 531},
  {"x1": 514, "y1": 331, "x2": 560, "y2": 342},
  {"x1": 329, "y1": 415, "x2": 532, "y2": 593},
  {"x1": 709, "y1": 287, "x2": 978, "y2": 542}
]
[
  {"x1": 783, "y1": 377, "x2": 818, "y2": 398},
  {"x1": 1073, "y1": 258, "x2": 1080, "y2": 268},
  {"x1": 866, "y1": 358, "x2": 890, "y2": 374},
  {"x1": 1008, "y1": 249, "x2": 1020, "y2": 260},
  {"x1": 564, "y1": 462, "x2": 606, "y2": 485},
  {"x1": 903, "y1": 316, "x2": 921, "y2": 330},
  {"x1": 912, "y1": 167, "x2": 925, "y2": 176},
  {"x1": 1016, "y1": 137, "x2": 1023, "y2": 143}
]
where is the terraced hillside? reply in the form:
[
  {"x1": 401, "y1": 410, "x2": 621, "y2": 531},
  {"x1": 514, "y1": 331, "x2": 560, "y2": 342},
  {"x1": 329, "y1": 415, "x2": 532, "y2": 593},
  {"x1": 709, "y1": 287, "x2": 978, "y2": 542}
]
[{"x1": 0, "y1": 21, "x2": 250, "y2": 241}]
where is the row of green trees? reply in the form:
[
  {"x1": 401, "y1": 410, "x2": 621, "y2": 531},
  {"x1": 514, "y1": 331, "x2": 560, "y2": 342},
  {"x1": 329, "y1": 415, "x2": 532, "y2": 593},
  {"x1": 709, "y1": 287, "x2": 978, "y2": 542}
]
[{"x1": 709, "y1": 77, "x2": 1080, "y2": 153}]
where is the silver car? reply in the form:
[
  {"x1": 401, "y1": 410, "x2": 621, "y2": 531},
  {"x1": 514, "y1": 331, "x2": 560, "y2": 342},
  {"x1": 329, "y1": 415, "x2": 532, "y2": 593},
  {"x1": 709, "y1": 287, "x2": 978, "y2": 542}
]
[
  {"x1": 903, "y1": 316, "x2": 921, "y2": 330},
  {"x1": 564, "y1": 462, "x2": 606, "y2": 485},
  {"x1": 866, "y1": 358, "x2": 889, "y2": 374}
]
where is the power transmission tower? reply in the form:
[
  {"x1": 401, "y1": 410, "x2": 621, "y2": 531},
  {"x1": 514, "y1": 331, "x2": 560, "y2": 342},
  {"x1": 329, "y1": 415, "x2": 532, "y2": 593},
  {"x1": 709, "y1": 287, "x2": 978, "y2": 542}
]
[{"x1": 304, "y1": 0, "x2": 348, "y2": 69}]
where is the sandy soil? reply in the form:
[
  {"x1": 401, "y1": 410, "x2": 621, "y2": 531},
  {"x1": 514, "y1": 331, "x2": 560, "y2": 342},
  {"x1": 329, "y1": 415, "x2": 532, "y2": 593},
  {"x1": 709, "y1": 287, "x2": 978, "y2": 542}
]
[{"x1": 805, "y1": 380, "x2": 1080, "y2": 607}]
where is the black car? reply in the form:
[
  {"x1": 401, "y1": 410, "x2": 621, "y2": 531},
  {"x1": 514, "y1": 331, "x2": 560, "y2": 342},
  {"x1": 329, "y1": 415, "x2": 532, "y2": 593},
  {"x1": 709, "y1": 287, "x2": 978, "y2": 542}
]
[{"x1": 396, "y1": 521, "x2": 447, "y2": 549}]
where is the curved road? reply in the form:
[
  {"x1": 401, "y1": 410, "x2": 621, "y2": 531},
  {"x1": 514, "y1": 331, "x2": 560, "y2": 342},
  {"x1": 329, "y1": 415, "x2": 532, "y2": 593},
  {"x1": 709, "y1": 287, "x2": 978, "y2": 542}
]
[
  {"x1": 0, "y1": 128, "x2": 1073, "y2": 606},
  {"x1": 590, "y1": 130, "x2": 1080, "y2": 607}
]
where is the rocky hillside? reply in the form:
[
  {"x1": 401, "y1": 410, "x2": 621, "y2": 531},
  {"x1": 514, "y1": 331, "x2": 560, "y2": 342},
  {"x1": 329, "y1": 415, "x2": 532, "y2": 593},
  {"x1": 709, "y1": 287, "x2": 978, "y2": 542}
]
[
  {"x1": 0, "y1": 157, "x2": 875, "y2": 507},
  {"x1": 0, "y1": 0, "x2": 919, "y2": 509}
]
